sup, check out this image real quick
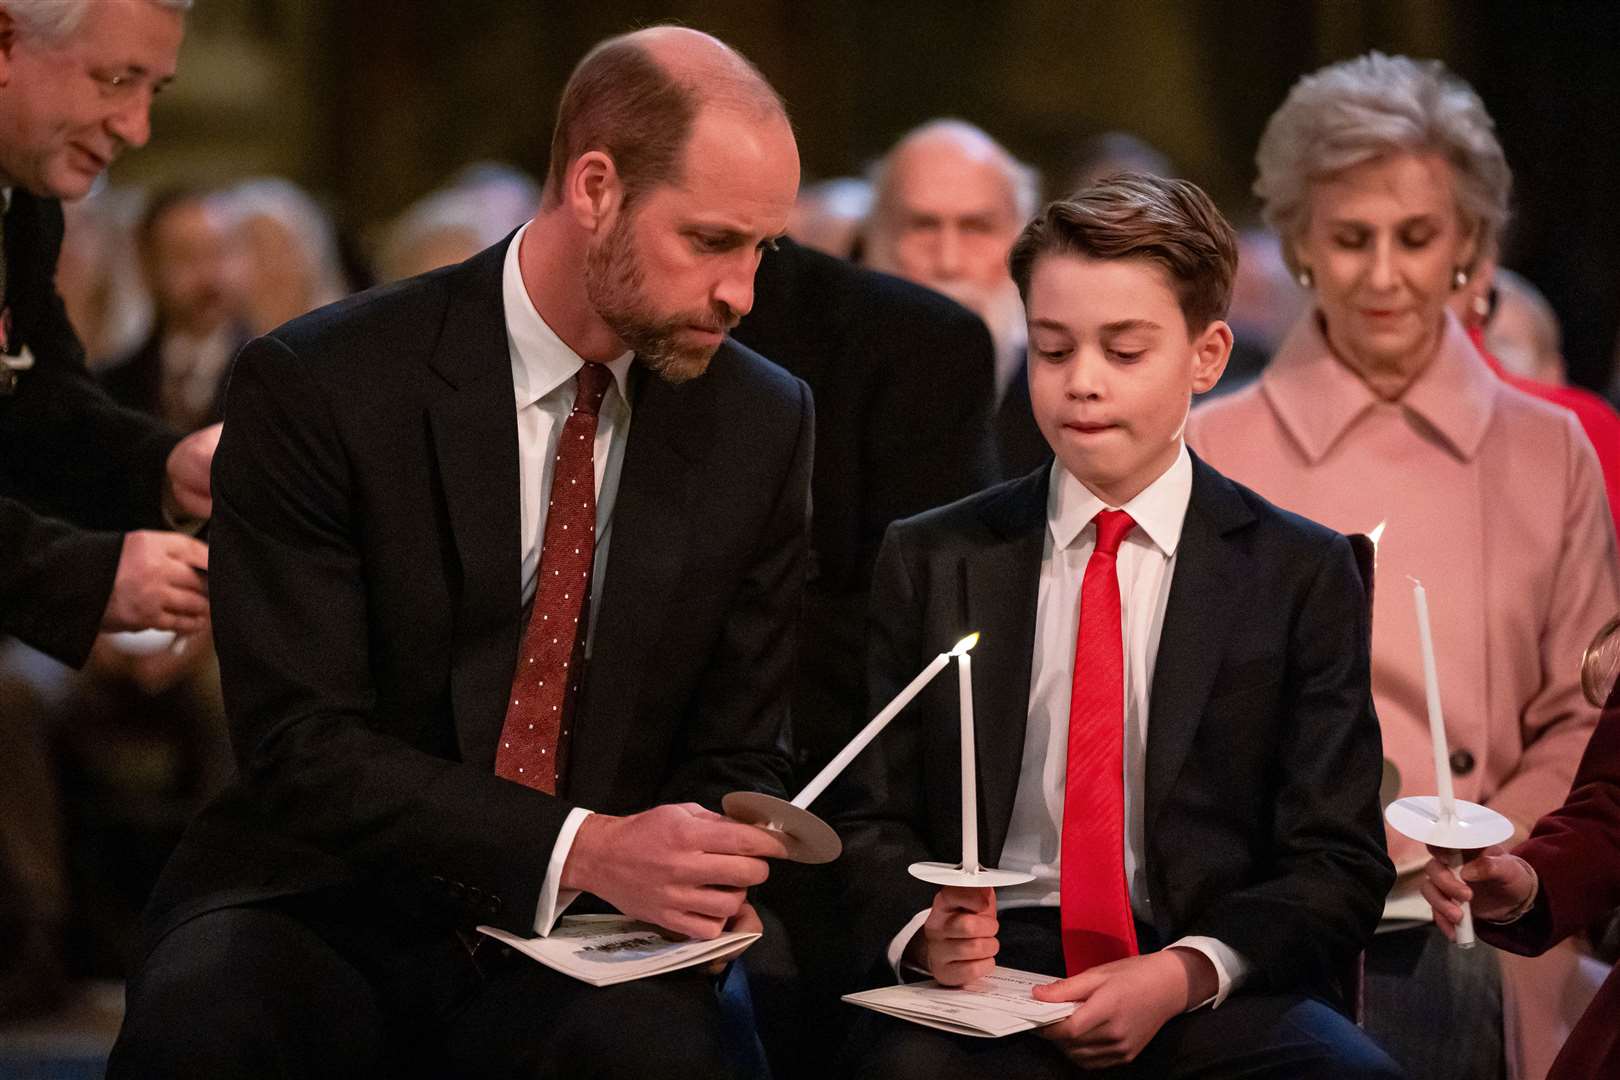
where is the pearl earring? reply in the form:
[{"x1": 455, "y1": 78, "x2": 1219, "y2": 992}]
[
  {"x1": 1296, "y1": 267, "x2": 1314, "y2": 290},
  {"x1": 1453, "y1": 267, "x2": 1469, "y2": 290}
]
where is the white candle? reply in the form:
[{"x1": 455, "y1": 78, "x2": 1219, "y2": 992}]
[
  {"x1": 1411, "y1": 578, "x2": 1458, "y2": 819},
  {"x1": 791, "y1": 634, "x2": 979, "y2": 808},
  {"x1": 958, "y1": 650, "x2": 980, "y2": 873}
]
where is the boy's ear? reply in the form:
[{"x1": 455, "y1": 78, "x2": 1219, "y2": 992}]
[{"x1": 1190, "y1": 320, "x2": 1233, "y2": 396}]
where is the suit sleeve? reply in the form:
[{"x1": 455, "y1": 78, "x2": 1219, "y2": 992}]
[
  {"x1": 861, "y1": 304, "x2": 1000, "y2": 574},
  {"x1": 1181, "y1": 533, "x2": 1395, "y2": 991},
  {"x1": 1479, "y1": 705, "x2": 1620, "y2": 957},
  {"x1": 1490, "y1": 414, "x2": 1618, "y2": 839},
  {"x1": 828, "y1": 521, "x2": 947, "y2": 984},
  {"x1": 0, "y1": 217, "x2": 177, "y2": 531},
  {"x1": 211, "y1": 335, "x2": 572, "y2": 935},
  {"x1": 654, "y1": 377, "x2": 809, "y2": 809},
  {"x1": 0, "y1": 499, "x2": 121, "y2": 667}
]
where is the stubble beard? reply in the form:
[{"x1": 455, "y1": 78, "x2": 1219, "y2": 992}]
[{"x1": 584, "y1": 212, "x2": 727, "y2": 385}]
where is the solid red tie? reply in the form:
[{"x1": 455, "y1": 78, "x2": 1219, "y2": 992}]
[
  {"x1": 1060, "y1": 508, "x2": 1140, "y2": 976},
  {"x1": 495, "y1": 362, "x2": 613, "y2": 794}
]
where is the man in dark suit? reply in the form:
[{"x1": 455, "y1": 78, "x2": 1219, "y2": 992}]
[
  {"x1": 832, "y1": 176, "x2": 1399, "y2": 1076},
  {"x1": 111, "y1": 27, "x2": 808, "y2": 1079},
  {"x1": 732, "y1": 238, "x2": 1001, "y2": 1074},
  {"x1": 1423, "y1": 688, "x2": 1620, "y2": 1080},
  {"x1": 863, "y1": 119, "x2": 1049, "y2": 481},
  {"x1": 0, "y1": 0, "x2": 216, "y2": 666},
  {"x1": 101, "y1": 186, "x2": 245, "y2": 432},
  {"x1": 734, "y1": 239, "x2": 1000, "y2": 776},
  {"x1": 0, "y1": 0, "x2": 215, "y2": 1019}
]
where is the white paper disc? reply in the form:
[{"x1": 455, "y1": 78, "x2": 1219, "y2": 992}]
[
  {"x1": 907, "y1": 861, "x2": 1036, "y2": 888},
  {"x1": 1384, "y1": 796, "x2": 1514, "y2": 850},
  {"x1": 722, "y1": 791, "x2": 842, "y2": 864}
]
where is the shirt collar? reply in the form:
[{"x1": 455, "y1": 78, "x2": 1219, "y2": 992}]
[
  {"x1": 1048, "y1": 440, "x2": 1192, "y2": 557},
  {"x1": 1260, "y1": 309, "x2": 1499, "y2": 464},
  {"x1": 502, "y1": 221, "x2": 634, "y2": 410}
]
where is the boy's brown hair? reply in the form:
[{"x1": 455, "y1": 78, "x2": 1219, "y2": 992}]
[{"x1": 1008, "y1": 172, "x2": 1238, "y2": 332}]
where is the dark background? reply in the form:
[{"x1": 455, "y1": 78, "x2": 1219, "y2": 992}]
[{"x1": 123, "y1": 0, "x2": 1620, "y2": 390}]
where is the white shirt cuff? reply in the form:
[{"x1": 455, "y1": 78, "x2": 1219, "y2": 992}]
[
  {"x1": 532, "y1": 807, "x2": 593, "y2": 936},
  {"x1": 1166, "y1": 935, "x2": 1250, "y2": 1009},
  {"x1": 885, "y1": 908, "x2": 933, "y2": 983}
]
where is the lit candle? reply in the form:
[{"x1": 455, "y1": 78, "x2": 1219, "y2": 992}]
[
  {"x1": 791, "y1": 632, "x2": 981, "y2": 809},
  {"x1": 1410, "y1": 577, "x2": 1458, "y2": 820},
  {"x1": 958, "y1": 648, "x2": 980, "y2": 874}
]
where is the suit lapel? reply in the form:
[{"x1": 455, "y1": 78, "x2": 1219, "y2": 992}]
[
  {"x1": 566, "y1": 358, "x2": 711, "y2": 809},
  {"x1": 1144, "y1": 454, "x2": 1256, "y2": 836},
  {"x1": 964, "y1": 469, "x2": 1048, "y2": 865},
  {"x1": 425, "y1": 243, "x2": 525, "y2": 769}
]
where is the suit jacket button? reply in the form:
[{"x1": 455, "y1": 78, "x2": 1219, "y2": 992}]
[
  {"x1": 486, "y1": 895, "x2": 503, "y2": 916},
  {"x1": 467, "y1": 885, "x2": 485, "y2": 906},
  {"x1": 1449, "y1": 749, "x2": 1476, "y2": 776},
  {"x1": 448, "y1": 881, "x2": 465, "y2": 899},
  {"x1": 431, "y1": 875, "x2": 447, "y2": 891}
]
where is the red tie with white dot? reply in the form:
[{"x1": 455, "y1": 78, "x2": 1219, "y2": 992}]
[{"x1": 495, "y1": 362, "x2": 613, "y2": 794}]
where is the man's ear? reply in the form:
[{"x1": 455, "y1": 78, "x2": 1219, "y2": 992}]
[
  {"x1": 1190, "y1": 319, "x2": 1233, "y2": 395},
  {"x1": 562, "y1": 150, "x2": 623, "y2": 234}
]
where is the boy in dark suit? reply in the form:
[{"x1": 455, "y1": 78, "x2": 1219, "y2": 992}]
[{"x1": 833, "y1": 174, "x2": 1401, "y2": 1077}]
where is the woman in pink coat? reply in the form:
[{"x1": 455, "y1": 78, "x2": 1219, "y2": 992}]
[{"x1": 1185, "y1": 52, "x2": 1619, "y2": 1080}]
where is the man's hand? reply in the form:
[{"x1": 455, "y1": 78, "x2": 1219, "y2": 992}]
[
  {"x1": 1031, "y1": 949, "x2": 1214, "y2": 1070},
  {"x1": 910, "y1": 885, "x2": 998, "y2": 987},
  {"x1": 559, "y1": 803, "x2": 787, "y2": 940},
  {"x1": 703, "y1": 901, "x2": 764, "y2": 975},
  {"x1": 100, "y1": 531, "x2": 209, "y2": 635},
  {"x1": 164, "y1": 423, "x2": 221, "y2": 522},
  {"x1": 1420, "y1": 844, "x2": 1537, "y2": 939}
]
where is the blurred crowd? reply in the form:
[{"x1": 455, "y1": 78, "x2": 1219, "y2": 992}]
[{"x1": 5, "y1": 13, "x2": 1620, "y2": 1079}]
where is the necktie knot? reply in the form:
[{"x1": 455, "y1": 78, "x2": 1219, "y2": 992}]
[
  {"x1": 573, "y1": 363, "x2": 612, "y2": 418},
  {"x1": 1091, "y1": 509, "x2": 1136, "y2": 557}
]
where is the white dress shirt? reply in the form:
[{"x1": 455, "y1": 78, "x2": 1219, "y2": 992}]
[
  {"x1": 888, "y1": 443, "x2": 1251, "y2": 1007},
  {"x1": 500, "y1": 223, "x2": 635, "y2": 935}
]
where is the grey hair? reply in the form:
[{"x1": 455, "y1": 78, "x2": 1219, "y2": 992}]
[
  {"x1": 867, "y1": 119, "x2": 1041, "y2": 233},
  {"x1": 2, "y1": 0, "x2": 191, "y2": 45},
  {"x1": 1254, "y1": 52, "x2": 1510, "y2": 275},
  {"x1": 222, "y1": 177, "x2": 347, "y2": 308}
]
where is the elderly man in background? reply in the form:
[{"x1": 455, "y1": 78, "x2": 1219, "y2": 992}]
[
  {"x1": 865, "y1": 119, "x2": 1046, "y2": 478},
  {"x1": 0, "y1": 0, "x2": 221, "y2": 1016},
  {"x1": 101, "y1": 187, "x2": 246, "y2": 432},
  {"x1": 1187, "y1": 52, "x2": 1618, "y2": 1080}
]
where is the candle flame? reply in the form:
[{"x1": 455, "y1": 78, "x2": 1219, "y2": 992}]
[
  {"x1": 1367, "y1": 520, "x2": 1386, "y2": 549},
  {"x1": 1407, "y1": 574, "x2": 1423, "y2": 588},
  {"x1": 951, "y1": 632, "x2": 981, "y2": 656}
]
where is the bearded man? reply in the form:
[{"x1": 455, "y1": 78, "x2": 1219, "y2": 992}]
[{"x1": 111, "y1": 27, "x2": 811, "y2": 1080}]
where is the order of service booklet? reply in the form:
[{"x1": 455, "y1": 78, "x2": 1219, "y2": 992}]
[
  {"x1": 842, "y1": 965, "x2": 1077, "y2": 1038},
  {"x1": 476, "y1": 914, "x2": 761, "y2": 987}
]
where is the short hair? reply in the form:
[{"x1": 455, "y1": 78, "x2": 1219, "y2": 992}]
[
  {"x1": 1254, "y1": 52, "x2": 1510, "y2": 275},
  {"x1": 1, "y1": 0, "x2": 191, "y2": 45},
  {"x1": 1008, "y1": 172, "x2": 1239, "y2": 332},
  {"x1": 543, "y1": 33, "x2": 785, "y2": 211},
  {"x1": 867, "y1": 119, "x2": 1041, "y2": 233}
]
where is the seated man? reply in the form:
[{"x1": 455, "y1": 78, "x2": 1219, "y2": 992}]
[
  {"x1": 831, "y1": 174, "x2": 1401, "y2": 1077},
  {"x1": 110, "y1": 27, "x2": 808, "y2": 1079}
]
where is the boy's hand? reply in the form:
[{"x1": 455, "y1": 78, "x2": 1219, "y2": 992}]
[
  {"x1": 1031, "y1": 948, "x2": 1214, "y2": 1069},
  {"x1": 909, "y1": 885, "x2": 999, "y2": 986}
]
